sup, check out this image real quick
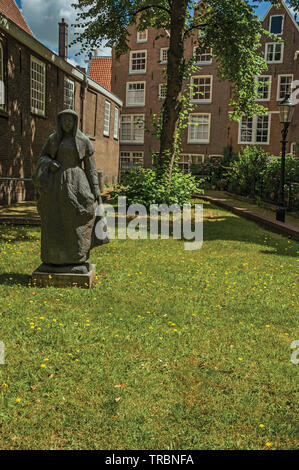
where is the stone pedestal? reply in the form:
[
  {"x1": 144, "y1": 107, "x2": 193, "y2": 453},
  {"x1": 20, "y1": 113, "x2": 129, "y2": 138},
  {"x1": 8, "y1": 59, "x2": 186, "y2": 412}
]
[{"x1": 31, "y1": 264, "x2": 97, "y2": 288}]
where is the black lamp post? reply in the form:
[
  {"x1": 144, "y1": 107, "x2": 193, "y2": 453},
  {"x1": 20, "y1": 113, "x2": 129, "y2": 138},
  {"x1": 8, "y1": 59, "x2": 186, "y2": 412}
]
[{"x1": 276, "y1": 94, "x2": 295, "y2": 222}]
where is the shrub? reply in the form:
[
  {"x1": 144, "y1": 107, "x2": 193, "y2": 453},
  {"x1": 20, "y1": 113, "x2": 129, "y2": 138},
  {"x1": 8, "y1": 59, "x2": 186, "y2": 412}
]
[
  {"x1": 114, "y1": 167, "x2": 202, "y2": 207},
  {"x1": 226, "y1": 146, "x2": 268, "y2": 197}
]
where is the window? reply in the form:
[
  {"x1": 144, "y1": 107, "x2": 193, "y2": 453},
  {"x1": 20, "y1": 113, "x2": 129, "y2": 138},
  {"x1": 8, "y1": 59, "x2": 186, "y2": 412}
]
[
  {"x1": 160, "y1": 48, "x2": 169, "y2": 64},
  {"x1": 188, "y1": 114, "x2": 211, "y2": 143},
  {"x1": 277, "y1": 75, "x2": 293, "y2": 101},
  {"x1": 126, "y1": 82, "x2": 145, "y2": 106},
  {"x1": 120, "y1": 151, "x2": 144, "y2": 171},
  {"x1": 0, "y1": 42, "x2": 4, "y2": 110},
  {"x1": 120, "y1": 114, "x2": 144, "y2": 143},
  {"x1": 265, "y1": 43, "x2": 283, "y2": 63},
  {"x1": 104, "y1": 101, "x2": 111, "y2": 136},
  {"x1": 239, "y1": 114, "x2": 271, "y2": 145},
  {"x1": 114, "y1": 107, "x2": 119, "y2": 140},
  {"x1": 159, "y1": 83, "x2": 167, "y2": 100},
  {"x1": 256, "y1": 76, "x2": 271, "y2": 101},
  {"x1": 30, "y1": 56, "x2": 46, "y2": 116},
  {"x1": 64, "y1": 77, "x2": 75, "y2": 109},
  {"x1": 270, "y1": 15, "x2": 284, "y2": 35},
  {"x1": 137, "y1": 30, "x2": 148, "y2": 43},
  {"x1": 179, "y1": 154, "x2": 204, "y2": 173},
  {"x1": 129, "y1": 51, "x2": 147, "y2": 74},
  {"x1": 290, "y1": 142, "x2": 297, "y2": 156},
  {"x1": 193, "y1": 46, "x2": 212, "y2": 65},
  {"x1": 191, "y1": 76, "x2": 212, "y2": 103}
]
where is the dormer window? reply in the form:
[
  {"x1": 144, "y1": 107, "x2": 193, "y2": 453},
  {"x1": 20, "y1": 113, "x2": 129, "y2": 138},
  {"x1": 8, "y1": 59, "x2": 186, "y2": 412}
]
[{"x1": 269, "y1": 15, "x2": 284, "y2": 35}]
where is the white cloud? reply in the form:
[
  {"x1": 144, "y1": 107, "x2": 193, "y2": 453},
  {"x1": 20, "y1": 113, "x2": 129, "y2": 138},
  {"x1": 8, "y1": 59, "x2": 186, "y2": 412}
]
[{"x1": 20, "y1": 0, "x2": 111, "y2": 69}]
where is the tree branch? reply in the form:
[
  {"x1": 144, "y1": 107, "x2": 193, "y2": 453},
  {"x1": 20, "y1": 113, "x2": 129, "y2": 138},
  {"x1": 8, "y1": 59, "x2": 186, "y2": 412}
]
[{"x1": 134, "y1": 4, "x2": 171, "y2": 16}]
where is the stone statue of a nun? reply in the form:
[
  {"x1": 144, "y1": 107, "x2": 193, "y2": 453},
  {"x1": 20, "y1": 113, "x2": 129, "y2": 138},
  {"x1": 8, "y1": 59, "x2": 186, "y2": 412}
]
[{"x1": 32, "y1": 109, "x2": 109, "y2": 275}]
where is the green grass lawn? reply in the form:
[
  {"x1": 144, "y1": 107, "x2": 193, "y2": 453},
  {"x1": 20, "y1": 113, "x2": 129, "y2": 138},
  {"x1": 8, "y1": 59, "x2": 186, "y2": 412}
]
[{"x1": 0, "y1": 199, "x2": 298, "y2": 450}]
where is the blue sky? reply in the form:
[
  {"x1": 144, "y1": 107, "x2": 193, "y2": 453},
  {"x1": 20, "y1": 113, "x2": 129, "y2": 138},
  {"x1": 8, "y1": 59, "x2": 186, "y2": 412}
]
[{"x1": 13, "y1": 1, "x2": 281, "y2": 68}]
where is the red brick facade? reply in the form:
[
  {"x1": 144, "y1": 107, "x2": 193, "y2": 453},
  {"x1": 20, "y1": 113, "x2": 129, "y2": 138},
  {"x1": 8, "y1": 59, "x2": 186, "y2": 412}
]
[
  {"x1": 111, "y1": 1, "x2": 299, "y2": 172},
  {"x1": 0, "y1": 7, "x2": 122, "y2": 204}
]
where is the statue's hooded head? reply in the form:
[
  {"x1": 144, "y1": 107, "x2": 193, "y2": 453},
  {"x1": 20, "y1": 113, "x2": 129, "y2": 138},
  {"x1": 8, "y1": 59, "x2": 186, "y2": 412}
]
[
  {"x1": 57, "y1": 109, "x2": 79, "y2": 142},
  {"x1": 51, "y1": 109, "x2": 94, "y2": 161}
]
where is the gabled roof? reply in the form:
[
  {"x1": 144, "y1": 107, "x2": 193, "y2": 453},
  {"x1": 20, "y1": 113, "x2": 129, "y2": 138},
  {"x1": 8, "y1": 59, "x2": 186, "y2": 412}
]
[
  {"x1": 0, "y1": 0, "x2": 32, "y2": 36},
  {"x1": 262, "y1": 0, "x2": 299, "y2": 33},
  {"x1": 89, "y1": 56, "x2": 112, "y2": 91}
]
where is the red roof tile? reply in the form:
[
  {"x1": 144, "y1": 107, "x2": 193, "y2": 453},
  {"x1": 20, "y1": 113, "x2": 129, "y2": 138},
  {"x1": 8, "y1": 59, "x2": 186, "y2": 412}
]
[
  {"x1": 0, "y1": 0, "x2": 32, "y2": 36},
  {"x1": 89, "y1": 57, "x2": 112, "y2": 91}
]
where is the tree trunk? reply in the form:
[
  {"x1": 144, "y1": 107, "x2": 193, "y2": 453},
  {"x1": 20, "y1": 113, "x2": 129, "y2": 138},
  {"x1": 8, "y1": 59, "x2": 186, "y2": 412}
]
[{"x1": 157, "y1": 0, "x2": 188, "y2": 178}]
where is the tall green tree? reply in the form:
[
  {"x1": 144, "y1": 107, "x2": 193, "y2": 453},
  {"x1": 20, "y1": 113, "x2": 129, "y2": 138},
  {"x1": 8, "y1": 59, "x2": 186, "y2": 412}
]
[{"x1": 72, "y1": 0, "x2": 299, "y2": 177}]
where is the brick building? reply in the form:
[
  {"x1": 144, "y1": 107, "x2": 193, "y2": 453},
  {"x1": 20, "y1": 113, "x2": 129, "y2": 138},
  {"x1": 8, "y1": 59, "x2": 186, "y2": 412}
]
[
  {"x1": 0, "y1": 0, "x2": 122, "y2": 204},
  {"x1": 111, "y1": 0, "x2": 299, "y2": 173}
]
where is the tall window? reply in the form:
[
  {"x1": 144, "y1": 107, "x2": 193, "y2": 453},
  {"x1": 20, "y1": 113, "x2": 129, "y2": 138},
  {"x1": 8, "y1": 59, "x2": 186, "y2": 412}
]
[
  {"x1": 120, "y1": 115, "x2": 144, "y2": 143},
  {"x1": 64, "y1": 77, "x2": 75, "y2": 109},
  {"x1": 104, "y1": 101, "x2": 111, "y2": 136},
  {"x1": 191, "y1": 76, "x2": 212, "y2": 103},
  {"x1": 256, "y1": 76, "x2": 271, "y2": 101},
  {"x1": 126, "y1": 82, "x2": 145, "y2": 106},
  {"x1": 114, "y1": 107, "x2": 119, "y2": 140},
  {"x1": 0, "y1": 42, "x2": 4, "y2": 110},
  {"x1": 129, "y1": 51, "x2": 147, "y2": 74},
  {"x1": 290, "y1": 142, "x2": 297, "y2": 157},
  {"x1": 120, "y1": 151, "x2": 144, "y2": 171},
  {"x1": 160, "y1": 48, "x2": 169, "y2": 64},
  {"x1": 31, "y1": 56, "x2": 46, "y2": 116},
  {"x1": 159, "y1": 84, "x2": 167, "y2": 100},
  {"x1": 239, "y1": 115, "x2": 271, "y2": 145},
  {"x1": 137, "y1": 30, "x2": 148, "y2": 43},
  {"x1": 188, "y1": 114, "x2": 211, "y2": 143},
  {"x1": 269, "y1": 15, "x2": 284, "y2": 34},
  {"x1": 265, "y1": 43, "x2": 283, "y2": 63},
  {"x1": 277, "y1": 75, "x2": 293, "y2": 101},
  {"x1": 193, "y1": 46, "x2": 212, "y2": 64}
]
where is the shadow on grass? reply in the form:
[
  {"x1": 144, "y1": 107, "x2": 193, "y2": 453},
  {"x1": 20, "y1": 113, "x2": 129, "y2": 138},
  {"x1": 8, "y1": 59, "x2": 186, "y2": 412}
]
[{"x1": 0, "y1": 272, "x2": 31, "y2": 286}]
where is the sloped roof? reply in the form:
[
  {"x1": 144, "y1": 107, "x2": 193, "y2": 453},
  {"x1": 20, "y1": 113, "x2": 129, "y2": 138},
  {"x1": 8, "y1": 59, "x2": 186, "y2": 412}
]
[
  {"x1": 0, "y1": 0, "x2": 32, "y2": 36},
  {"x1": 89, "y1": 56, "x2": 112, "y2": 91}
]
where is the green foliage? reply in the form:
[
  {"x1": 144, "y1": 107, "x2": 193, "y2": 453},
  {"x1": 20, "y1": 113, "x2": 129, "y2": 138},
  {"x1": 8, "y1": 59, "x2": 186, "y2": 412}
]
[
  {"x1": 113, "y1": 167, "x2": 202, "y2": 207},
  {"x1": 261, "y1": 154, "x2": 299, "y2": 209},
  {"x1": 225, "y1": 146, "x2": 269, "y2": 197},
  {"x1": 71, "y1": 1, "x2": 299, "y2": 119}
]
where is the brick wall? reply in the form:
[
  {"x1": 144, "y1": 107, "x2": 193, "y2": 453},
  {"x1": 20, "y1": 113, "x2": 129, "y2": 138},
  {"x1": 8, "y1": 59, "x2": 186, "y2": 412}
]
[{"x1": 0, "y1": 28, "x2": 121, "y2": 204}]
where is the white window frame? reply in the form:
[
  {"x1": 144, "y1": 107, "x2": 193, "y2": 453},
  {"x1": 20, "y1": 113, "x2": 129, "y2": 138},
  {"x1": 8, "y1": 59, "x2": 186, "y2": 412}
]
[
  {"x1": 193, "y1": 46, "x2": 212, "y2": 65},
  {"x1": 114, "y1": 106, "x2": 119, "y2": 140},
  {"x1": 104, "y1": 100, "x2": 111, "y2": 136},
  {"x1": 64, "y1": 77, "x2": 75, "y2": 109},
  {"x1": 190, "y1": 75, "x2": 213, "y2": 103},
  {"x1": 160, "y1": 48, "x2": 169, "y2": 64},
  {"x1": 290, "y1": 142, "x2": 297, "y2": 156},
  {"x1": 269, "y1": 14, "x2": 284, "y2": 35},
  {"x1": 0, "y1": 42, "x2": 4, "y2": 110},
  {"x1": 129, "y1": 50, "x2": 147, "y2": 74},
  {"x1": 120, "y1": 151, "x2": 144, "y2": 171},
  {"x1": 30, "y1": 55, "x2": 46, "y2": 117},
  {"x1": 120, "y1": 114, "x2": 145, "y2": 144},
  {"x1": 137, "y1": 30, "x2": 148, "y2": 43},
  {"x1": 159, "y1": 83, "x2": 167, "y2": 100},
  {"x1": 277, "y1": 74, "x2": 293, "y2": 101},
  {"x1": 238, "y1": 114, "x2": 271, "y2": 145},
  {"x1": 188, "y1": 113, "x2": 211, "y2": 144},
  {"x1": 265, "y1": 42, "x2": 284, "y2": 64},
  {"x1": 126, "y1": 81, "x2": 146, "y2": 107},
  {"x1": 255, "y1": 75, "x2": 271, "y2": 101},
  {"x1": 179, "y1": 154, "x2": 205, "y2": 172}
]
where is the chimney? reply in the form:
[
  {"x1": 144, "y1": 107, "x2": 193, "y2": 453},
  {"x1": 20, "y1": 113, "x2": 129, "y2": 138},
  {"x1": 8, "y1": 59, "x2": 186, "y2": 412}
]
[
  {"x1": 59, "y1": 18, "x2": 68, "y2": 60},
  {"x1": 93, "y1": 47, "x2": 98, "y2": 57}
]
